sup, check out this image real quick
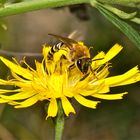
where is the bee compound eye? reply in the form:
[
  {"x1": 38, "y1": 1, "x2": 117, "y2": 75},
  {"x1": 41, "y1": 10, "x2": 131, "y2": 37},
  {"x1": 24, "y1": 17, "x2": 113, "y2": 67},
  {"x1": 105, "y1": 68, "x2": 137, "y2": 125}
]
[
  {"x1": 76, "y1": 58, "x2": 90, "y2": 74},
  {"x1": 76, "y1": 59, "x2": 83, "y2": 72},
  {"x1": 83, "y1": 63, "x2": 89, "y2": 73},
  {"x1": 76, "y1": 59, "x2": 82, "y2": 66}
]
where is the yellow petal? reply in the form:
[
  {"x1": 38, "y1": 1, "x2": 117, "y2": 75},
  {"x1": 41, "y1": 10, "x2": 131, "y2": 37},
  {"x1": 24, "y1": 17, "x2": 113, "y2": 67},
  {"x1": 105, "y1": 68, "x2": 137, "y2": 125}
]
[
  {"x1": 96, "y1": 64, "x2": 110, "y2": 79},
  {"x1": 92, "y1": 92, "x2": 128, "y2": 100},
  {"x1": 0, "y1": 79, "x2": 9, "y2": 85},
  {"x1": 47, "y1": 98, "x2": 58, "y2": 118},
  {"x1": 42, "y1": 46, "x2": 51, "y2": 58},
  {"x1": 34, "y1": 61, "x2": 48, "y2": 85},
  {"x1": 98, "y1": 85, "x2": 110, "y2": 94},
  {"x1": 61, "y1": 96, "x2": 75, "y2": 116},
  {"x1": 105, "y1": 66, "x2": 140, "y2": 87},
  {"x1": 74, "y1": 94, "x2": 100, "y2": 109},
  {"x1": 64, "y1": 91, "x2": 73, "y2": 97},
  {"x1": 53, "y1": 50, "x2": 67, "y2": 62},
  {"x1": 0, "y1": 56, "x2": 33, "y2": 80},
  {"x1": 11, "y1": 72, "x2": 30, "y2": 83},
  {"x1": 118, "y1": 74, "x2": 140, "y2": 85},
  {"x1": 93, "y1": 51, "x2": 105, "y2": 60},
  {"x1": 14, "y1": 95, "x2": 38, "y2": 108},
  {"x1": 35, "y1": 61, "x2": 46, "y2": 77},
  {"x1": 0, "y1": 79, "x2": 15, "y2": 85},
  {"x1": 91, "y1": 51, "x2": 105, "y2": 68},
  {"x1": 42, "y1": 46, "x2": 57, "y2": 74},
  {"x1": 0, "y1": 89, "x2": 20, "y2": 94},
  {"x1": 13, "y1": 82, "x2": 32, "y2": 89},
  {"x1": 0, "y1": 98, "x2": 20, "y2": 104},
  {"x1": 48, "y1": 74, "x2": 64, "y2": 98},
  {"x1": 79, "y1": 82, "x2": 105, "y2": 96},
  {"x1": 0, "y1": 98, "x2": 8, "y2": 103},
  {"x1": 96, "y1": 44, "x2": 123, "y2": 65},
  {"x1": 0, "y1": 91, "x2": 35, "y2": 100}
]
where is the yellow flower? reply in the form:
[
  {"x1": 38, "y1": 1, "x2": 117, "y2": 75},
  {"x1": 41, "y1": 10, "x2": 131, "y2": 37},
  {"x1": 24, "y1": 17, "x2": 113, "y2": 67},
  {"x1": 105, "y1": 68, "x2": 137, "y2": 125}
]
[{"x1": 0, "y1": 43, "x2": 140, "y2": 118}]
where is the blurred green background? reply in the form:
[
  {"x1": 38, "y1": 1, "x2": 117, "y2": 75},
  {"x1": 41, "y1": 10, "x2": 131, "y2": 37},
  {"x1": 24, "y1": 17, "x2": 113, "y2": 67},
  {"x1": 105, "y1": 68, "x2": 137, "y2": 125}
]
[{"x1": 0, "y1": 2, "x2": 140, "y2": 140}]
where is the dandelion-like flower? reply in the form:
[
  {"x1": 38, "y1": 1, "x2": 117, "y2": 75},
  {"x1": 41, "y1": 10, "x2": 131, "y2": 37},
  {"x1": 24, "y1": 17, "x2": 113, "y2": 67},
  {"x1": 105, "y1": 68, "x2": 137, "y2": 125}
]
[{"x1": 0, "y1": 43, "x2": 140, "y2": 118}]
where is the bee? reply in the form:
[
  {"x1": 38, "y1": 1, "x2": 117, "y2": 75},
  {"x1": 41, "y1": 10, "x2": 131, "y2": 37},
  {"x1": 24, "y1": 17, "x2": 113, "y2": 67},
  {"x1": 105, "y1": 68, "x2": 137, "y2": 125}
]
[{"x1": 48, "y1": 33, "x2": 94, "y2": 74}]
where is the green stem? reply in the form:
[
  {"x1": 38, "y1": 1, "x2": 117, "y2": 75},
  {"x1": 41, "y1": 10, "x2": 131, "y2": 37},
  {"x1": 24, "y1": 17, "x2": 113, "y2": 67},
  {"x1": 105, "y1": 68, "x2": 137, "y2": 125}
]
[
  {"x1": 0, "y1": 0, "x2": 139, "y2": 18},
  {"x1": 55, "y1": 100, "x2": 65, "y2": 140},
  {"x1": 0, "y1": 0, "x2": 89, "y2": 17}
]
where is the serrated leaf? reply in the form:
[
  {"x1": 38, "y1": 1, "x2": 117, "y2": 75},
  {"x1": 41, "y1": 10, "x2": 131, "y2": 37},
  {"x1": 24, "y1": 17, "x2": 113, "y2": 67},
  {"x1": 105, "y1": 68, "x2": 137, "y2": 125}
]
[{"x1": 96, "y1": 4, "x2": 140, "y2": 50}]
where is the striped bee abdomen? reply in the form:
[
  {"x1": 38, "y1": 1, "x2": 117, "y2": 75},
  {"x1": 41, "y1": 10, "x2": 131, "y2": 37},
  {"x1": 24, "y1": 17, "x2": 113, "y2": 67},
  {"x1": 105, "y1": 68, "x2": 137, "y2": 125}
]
[{"x1": 47, "y1": 42, "x2": 64, "y2": 60}]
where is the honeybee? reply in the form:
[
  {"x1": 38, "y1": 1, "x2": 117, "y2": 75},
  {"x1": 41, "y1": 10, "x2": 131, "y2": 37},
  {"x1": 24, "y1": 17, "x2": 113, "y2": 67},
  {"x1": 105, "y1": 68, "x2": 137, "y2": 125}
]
[{"x1": 48, "y1": 33, "x2": 93, "y2": 74}]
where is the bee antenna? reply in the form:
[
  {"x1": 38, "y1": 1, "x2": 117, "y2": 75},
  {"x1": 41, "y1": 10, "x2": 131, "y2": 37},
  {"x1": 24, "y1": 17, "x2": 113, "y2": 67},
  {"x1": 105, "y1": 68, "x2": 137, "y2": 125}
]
[
  {"x1": 89, "y1": 46, "x2": 94, "y2": 54},
  {"x1": 89, "y1": 46, "x2": 93, "y2": 51},
  {"x1": 92, "y1": 58, "x2": 103, "y2": 62}
]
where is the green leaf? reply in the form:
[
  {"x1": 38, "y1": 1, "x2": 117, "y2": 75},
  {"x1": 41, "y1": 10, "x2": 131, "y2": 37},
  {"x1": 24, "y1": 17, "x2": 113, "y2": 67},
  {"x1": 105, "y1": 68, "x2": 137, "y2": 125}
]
[
  {"x1": 131, "y1": 17, "x2": 140, "y2": 24},
  {"x1": 97, "y1": 0, "x2": 140, "y2": 8},
  {"x1": 95, "y1": 4, "x2": 140, "y2": 50},
  {"x1": 98, "y1": 4, "x2": 137, "y2": 19}
]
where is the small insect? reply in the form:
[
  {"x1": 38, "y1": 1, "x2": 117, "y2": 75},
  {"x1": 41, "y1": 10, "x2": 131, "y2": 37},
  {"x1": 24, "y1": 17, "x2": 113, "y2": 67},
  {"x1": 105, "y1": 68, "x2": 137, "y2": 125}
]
[{"x1": 48, "y1": 33, "x2": 96, "y2": 74}]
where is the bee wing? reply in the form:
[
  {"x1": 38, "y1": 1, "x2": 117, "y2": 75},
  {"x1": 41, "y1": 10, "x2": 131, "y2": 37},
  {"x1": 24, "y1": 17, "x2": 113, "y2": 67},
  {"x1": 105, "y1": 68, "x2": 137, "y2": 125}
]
[
  {"x1": 68, "y1": 30, "x2": 78, "y2": 39},
  {"x1": 68, "y1": 30, "x2": 84, "y2": 41},
  {"x1": 48, "y1": 33, "x2": 78, "y2": 49}
]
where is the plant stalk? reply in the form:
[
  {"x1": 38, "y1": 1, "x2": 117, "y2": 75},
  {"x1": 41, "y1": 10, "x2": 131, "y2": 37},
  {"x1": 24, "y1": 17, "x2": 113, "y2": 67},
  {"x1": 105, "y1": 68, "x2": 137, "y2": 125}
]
[
  {"x1": 55, "y1": 100, "x2": 65, "y2": 140},
  {"x1": 0, "y1": 0, "x2": 89, "y2": 17}
]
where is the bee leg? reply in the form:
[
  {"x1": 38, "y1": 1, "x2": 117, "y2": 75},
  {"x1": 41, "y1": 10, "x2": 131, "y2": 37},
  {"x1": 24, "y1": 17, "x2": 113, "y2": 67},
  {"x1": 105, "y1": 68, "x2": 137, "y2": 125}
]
[
  {"x1": 68, "y1": 63, "x2": 75, "y2": 71},
  {"x1": 59, "y1": 60, "x2": 62, "y2": 74},
  {"x1": 80, "y1": 73, "x2": 90, "y2": 81},
  {"x1": 59, "y1": 56, "x2": 65, "y2": 74},
  {"x1": 94, "y1": 64, "x2": 104, "y2": 73},
  {"x1": 89, "y1": 65, "x2": 98, "y2": 79},
  {"x1": 61, "y1": 54, "x2": 67, "y2": 59}
]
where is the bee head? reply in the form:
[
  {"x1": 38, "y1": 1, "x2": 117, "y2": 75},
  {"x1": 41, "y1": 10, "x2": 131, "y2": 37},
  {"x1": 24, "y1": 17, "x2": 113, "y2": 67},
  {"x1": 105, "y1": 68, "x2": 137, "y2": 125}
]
[{"x1": 76, "y1": 58, "x2": 91, "y2": 74}]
